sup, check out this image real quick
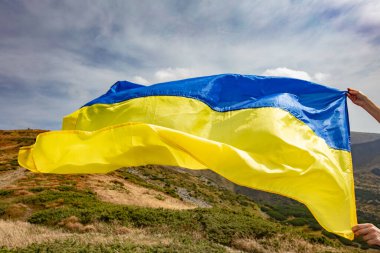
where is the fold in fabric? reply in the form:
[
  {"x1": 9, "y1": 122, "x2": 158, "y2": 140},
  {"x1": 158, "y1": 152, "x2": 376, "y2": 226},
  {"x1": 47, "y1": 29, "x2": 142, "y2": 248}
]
[{"x1": 18, "y1": 74, "x2": 357, "y2": 239}]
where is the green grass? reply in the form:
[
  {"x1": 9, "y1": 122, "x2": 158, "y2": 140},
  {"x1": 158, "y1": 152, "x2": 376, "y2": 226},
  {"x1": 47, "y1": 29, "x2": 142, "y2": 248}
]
[
  {"x1": 2, "y1": 166, "x2": 349, "y2": 250},
  {"x1": 0, "y1": 190, "x2": 14, "y2": 197},
  {"x1": 0, "y1": 205, "x2": 6, "y2": 216},
  {"x1": 258, "y1": 202, "x2": 322, "y2": 231},
  {"x1": 1, "y1": 237, "x2": 228, "y2": 253},
  {"x1": 17, "y1": 183, "x2": 284, "y2": 248},
  {"x1": 117, "y1": 166, "x2": 257, "y2": 210},
  {"x1": 15, "y1": 137, "x2": 36, "y2": 145},
  {"x1": 29, "y1": 187, "x2": 45, "y2": 193},
  {"x1": 28, "y1": 202, "x2": 278, "y2": 246},
  {"x1": 0, "y1": 161, "x2": 370, "y2": 252}
]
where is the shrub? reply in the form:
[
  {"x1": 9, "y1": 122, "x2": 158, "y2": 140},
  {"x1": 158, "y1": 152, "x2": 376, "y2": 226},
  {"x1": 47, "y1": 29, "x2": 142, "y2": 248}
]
[
  {"x1": 197, "y1": 208, "x2": 278, "y2": 245},
  {"x1": 0, "y1": 205, "x2": 6, "y2": 216},
  {"x1": 288, "y1": 217, "x2": 308, "y2": 226},
  {"x1": 301, "y1": 233, "x2": 335, "y2": 246},
  {"x1": 21, "y1": 189, "x2": 97, "y2": 208},
  {"x1": 56, "y1": 185, "x2": 76, "y2": 191},
  {"x1": 308, "y1": 221, "x2": 322, "y2": 231},
  {"x1": 27, "y1": 203, "x2": 279, "y2": 247},
  {"x1": 8, "y1": 237, "x2": 227, "y2": 253},
  {"x1": 266, "y1": 210, "x2": 287, "y2": 221},
  {"x1": 0, "y1": 189, "x2": 13, "y2": 197},
  {"x1": 29, "y1": 187, "x2": 45, "y2": 193}
]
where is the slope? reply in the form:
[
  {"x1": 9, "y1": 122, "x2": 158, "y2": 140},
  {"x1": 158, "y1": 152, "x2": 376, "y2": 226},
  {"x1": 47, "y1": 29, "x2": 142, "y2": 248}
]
[{"x1": 0, "y1": 129, "x2": 378, "y2": 252}]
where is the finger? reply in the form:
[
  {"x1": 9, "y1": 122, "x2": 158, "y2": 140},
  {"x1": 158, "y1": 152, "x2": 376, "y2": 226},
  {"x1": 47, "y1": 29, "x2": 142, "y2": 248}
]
[
  {"x1": 347, "y1": 95, "x2": 357, "y2": 103},
  {"x1": 348, "y1": 88, "x2": 359, "y2": 95},
  {"x1": 363, "y1": 232, "x2": 377, "y2": 241},
  {"x1": 366, "y1": 238, "x2": 380, "y2": 246},
  {"x1": 355, "y1": 227, "x2": 372, "y2": 236},
  {"x1": 356, "y1": 226, "x2": 379, "y2": 238},
  {"x1": 353, "y1": 226, "x2": 373, "y2": 235},
  {"x1": 353, "y1": 223, "x2": 373, "y2": 231}
]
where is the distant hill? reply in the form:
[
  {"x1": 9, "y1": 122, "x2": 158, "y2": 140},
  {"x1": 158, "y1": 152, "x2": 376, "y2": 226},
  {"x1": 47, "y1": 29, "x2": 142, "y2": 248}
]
[
  {"x1": 351, "y1": 132, "x2": 380, "y2": 170},
  {"x1": 350, "y1": 132, "x2": 380, "y2": 145}
]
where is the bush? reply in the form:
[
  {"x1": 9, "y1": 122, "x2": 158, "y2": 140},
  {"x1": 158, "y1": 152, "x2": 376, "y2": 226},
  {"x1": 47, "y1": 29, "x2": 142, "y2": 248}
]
[
  {"x1": 0, "y1": 190, "x2": 13, "y2": 197},
  {"x1": 0, "y1": 206, "x2": 6, "y2": 216},
  {"x1": 29, "y1": 187, "x2": 45, "y2": 193},
  {"x1": 322, "y1": 230, "x2": 337, "y2": 239},
  {"x1": 301, "y1": 233, "x2": 335, "y2": 246},
  {"x1": 266, "y1": 210, "x2": 287, "y2": 221},
  {"x1": 308, "y1": 221, "x2": 322, "y2": 231},
  {"x1": 337, "y1": 236, "x2": 355, "y2": 246},
  {"x1": 288, "y1": 217, "x2": 308, "y2": 226},
  {"x1": 56, "y1": 185, "x2": 76, "y2": 191},
  {"x1": 21, "y1": 189, "x2": 97, "y2": 208},
  {"x1": 28, "y1": 202, "x2": 279, "y2": 247},
  {"x1": 199, "y1": 208, "x2": 278, "y2": 245},
  {"x1": 272, "y1": 204, "x2": 313, "y2": 219},
  {"x1": 6, "y1": 237, "x2": 228, "y2": 253}
]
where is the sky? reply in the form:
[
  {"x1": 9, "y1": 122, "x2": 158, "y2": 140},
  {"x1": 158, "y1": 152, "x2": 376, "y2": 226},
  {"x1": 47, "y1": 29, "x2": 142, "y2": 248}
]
[{"x1": 0, "y1": 0, "x2": 379, "y2": 133}]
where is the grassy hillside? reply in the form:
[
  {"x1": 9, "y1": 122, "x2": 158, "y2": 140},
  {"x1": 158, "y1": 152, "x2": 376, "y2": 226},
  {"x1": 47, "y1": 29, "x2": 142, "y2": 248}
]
[{"x1": 0, "y1": 130, "x2": 378, "y2": 252}]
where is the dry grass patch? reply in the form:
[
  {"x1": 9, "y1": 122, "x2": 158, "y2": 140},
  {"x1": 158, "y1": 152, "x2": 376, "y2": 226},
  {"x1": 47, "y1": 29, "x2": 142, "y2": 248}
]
[
  {"x1": 0, "y1": 219, "x2": 70, "y2": 248},
  {"x1": 13, "y1": 189, "x2": 33, "y2": 196},
  {"x1": 58, "y1": 216, "x2": 96, "y2": 233},
  {"x1": 0, "y1": 168, "x2": 27, "y2": 188},
  {"x1": 0, "y1": 130, "x2": 46, "y2": 171},
  {"x1": 3, "y1": 203, "x2": 31, "y2": 220},
  {"x1": 0, "y1": 219, "x2": 174, "y2": 250},
  {"x1": 87, "y1": 174, "x2": 197, "y2": 210},
  {"x1": 231, "y1": 234, "x2": 357, "y2": 253}
]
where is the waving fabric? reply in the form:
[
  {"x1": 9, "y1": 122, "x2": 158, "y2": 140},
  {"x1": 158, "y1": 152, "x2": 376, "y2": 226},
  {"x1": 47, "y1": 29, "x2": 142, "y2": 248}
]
[{"x1": 18, "y1": 74, "x2": 357, "y2": 239}]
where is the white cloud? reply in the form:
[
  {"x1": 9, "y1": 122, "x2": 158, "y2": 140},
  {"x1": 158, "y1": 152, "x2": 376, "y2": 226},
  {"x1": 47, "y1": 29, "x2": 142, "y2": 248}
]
[
  {"x1": 132, "y1": 76, "x2": 150, "y2": 85},
  {"x1": 357, "y1": 1, "x2": 380, "y2": 26},
  {"x1": 262, "y1": 68, "x2": 312, "y2": 81},
  {"x1": 262, "y1": 68, "x2": 330, "y2": 83},
  {"x1": 327, "y1": 0, "x2": 380, "y2": 26},
  {"x1": 154, "y1": 68, "x2": 195, "y2": 83},
  {"x1": 313, "y1": 72, "x2": 330, "y2": 82}
]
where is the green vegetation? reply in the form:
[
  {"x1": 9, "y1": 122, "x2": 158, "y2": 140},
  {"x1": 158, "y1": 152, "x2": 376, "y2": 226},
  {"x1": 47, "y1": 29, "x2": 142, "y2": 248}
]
[
  {"x1": 356, "y1": 188, "x2": 380, "y2": 205},
  {"x1": 0, "y1": 238, "x2": 228, "y2": 253},
  {"x1": 29, "y1": 187, "x2": 45, "y2": 193},
  {"x1": 357, "y1": 210, "x2": 380, "y2": 227},
  {"x1": 0, "y1": 165, "x2": 345, "y2": 252},
  {"x1": 1, "y1": 130, "x2": 379, "y2": 252},
  {"x1": 0, "y1": 190, "x2": 13, "y2": 197},
  {"x1": 22, "y1": 186, "x2": 278, "y2": 247},
  {"x1": 0, "y1": 129, "x2": 46, "y2": 171},
  {"x1": 118, "y1": 165, "x2": 257, "y2": 209},
  {"x1": 258, "y1": 201, "x2": 322, "y2": 231},
  {"x1": 28, "y1": 205, "x2": 278, "y2": 245},
  {"x1": 15, "y1": 137, "x2": 37, "y2": 145}
]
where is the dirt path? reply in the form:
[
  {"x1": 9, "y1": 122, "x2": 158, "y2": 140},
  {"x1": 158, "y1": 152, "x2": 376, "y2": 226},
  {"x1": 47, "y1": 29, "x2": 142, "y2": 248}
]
[
  {"x1": 0, "y1": 144, "x2": 19, "y2": 151},
  {"x1": 87, "y1": 174, "x2": 197, "y2": 210},
  {"x1": 0, "y1": 168, "x2": 27, "y2": 188}
]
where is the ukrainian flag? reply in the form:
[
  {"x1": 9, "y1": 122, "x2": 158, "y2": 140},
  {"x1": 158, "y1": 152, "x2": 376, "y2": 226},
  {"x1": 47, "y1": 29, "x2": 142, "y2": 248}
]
[{"x1": 19, "y1": 74, "x2": 356, "y2": 239}]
